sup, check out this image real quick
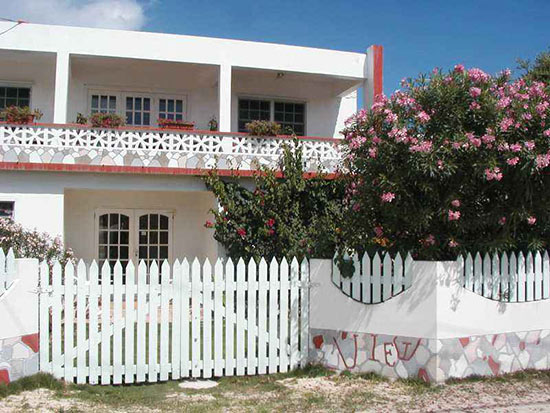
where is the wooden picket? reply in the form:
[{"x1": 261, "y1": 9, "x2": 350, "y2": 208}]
[
  {"x1": 332, "y1": 252, "x2": 413, "y2": 304},
  {"x1": 461, "y1": 250, "x2": 550, "y2": 302},
  {"x1": 39, "y1": 256, "x2": 309, "y2": 384}
]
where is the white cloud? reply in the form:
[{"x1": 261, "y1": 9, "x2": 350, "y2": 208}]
[{"x1": 2, "y1": 0, "x2": 148, "y2": 30}]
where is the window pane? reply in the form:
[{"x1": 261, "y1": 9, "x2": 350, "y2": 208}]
[
  {"x1": 99, "y1": 214, "x2": 108, "y2": 229},
  {"x1": 159, "y1": 99, "x2": 166, "y2": 111},
  {"x1": 109, "y1": 213, "x2": 119, "y2": 229},
  {"x1": 135, "y1": 112, "x2": 141, "y2": 125},
  {"x1": 135, "y1": 98, "x2": 142, "y2": 111},
  {"x1": 160, "y1": 231, "x2": 168, "y2": 244},
  {"x1": 91, "y1": 95, "x2": 99, "y2": 109},
  {"x1": 143, "y1": 113, "x2": 150, "y2": 125},
  {"x1": 6, "y1": 88, "x2": 17, "y2": 98},
  {"x1": 160, "y1": 246, "x2": 168, "y2": 259},
  {"x1": 120, "y1": 231, "x2": 129, "y2": 244},
  {"x1": 144, "y1": 98, "x2": 150, "y2": 111},
  {"x1": 126, "y1": 112, "x2": 133, "y2": 124},
  {"x1": 109, "y1": 97, "x2": 116, "y2": 110},
  {"x1": 0, "y1": 201, "x2": 14, "y2": 218},
  {"x1": 100, "y1": 96, "x2": 108, "y2": 109},
  {"x1": 126, "y1": 97, "x2": 133, "y2": 110},
  {"x1": 98, "y1": 231, "x2": 108, "y2": 244},
  {"x1": 273, "y1": 101, "x2": 306, "y2": 136},
  {"x1": 160, "y1": 215, "x2": 169, "y2": 229},
  {"x1": 150, "y1": 231, "x2": 158, "y2": 244},
  {"x1": 18, "y1": 88, "x2": 30, "y2": 98},
  {"x1": 0, "y1": 87, "x2": 6, "y2": 97},
  {"x1": 176, "y1": 100, "x2": 183, "y2": 112}
]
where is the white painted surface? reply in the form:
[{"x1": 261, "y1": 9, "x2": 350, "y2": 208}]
[
  {"x1": 0, "y1": 23, "x2": 367, "y2": 78},
  {"x1": 0, "y1": 22, "x2": 368, "y2": 136},
  {"x1": 0, "y1": 257, "x2": 38, "y2": 340},
  {"x1": 310, "y1": 258, "x2": 550, "y2": 340},
  {"x1": 53, "y1": 52, "x2": 70, "y2": 123}
]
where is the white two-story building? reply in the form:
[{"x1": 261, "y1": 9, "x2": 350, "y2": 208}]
[{"x1": 0, "y1": 22, "x2": 382, "y2": 266}]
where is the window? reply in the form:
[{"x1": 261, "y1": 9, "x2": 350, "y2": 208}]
[
  {"x1": 0, "y1": 87, "x2": 30, "y2": 110},
  {"x1": 125, "y1": 96, "x2": 151, "y2": 126},
  {"x1": 90, "y1": 94, "x2": 117, "y2": 114},
  {"x1": 238, "y1": 99, "x2": 271, "y2": 132},
  {"x1": 158, "y1": 98, "x2": 185, "y2": 121},
  {"x1": 138, "y1": 213, "x2": 170, "y2": 269},
  {"x1": 0, "y1": 201, "x2": 14, "y2": 219},
  {"x1": 238, "y1": 98, "x2": 306, "y2": 135},
  {"x1": 96, "y1": 209, "x2": 173, "y2": 279},
  {"x1": 98, "y1": 212, "x2": 130, "y2": 272},
  {"x1": 274, "y1": 102, "x2": 305, "y2": 136}
]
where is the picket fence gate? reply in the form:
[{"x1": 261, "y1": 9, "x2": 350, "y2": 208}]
[
  {"x1": 39, "y1": 257, "x2": 310, "y2": 385},
  {"x1": 332, "y1": 252, "x2": 413, "y2": 304},
  {"x1": 461, "y1": 251, "x2": 550, "y2": 302}
]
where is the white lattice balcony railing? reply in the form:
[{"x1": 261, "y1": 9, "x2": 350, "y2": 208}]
[{"x1": 0, "y1": 124, "x2": 342, "y2": 173}]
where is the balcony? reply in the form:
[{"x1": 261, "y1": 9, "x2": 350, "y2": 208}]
[{"x1": 0, "y1": 123, "x2": 342, "y2": 175}]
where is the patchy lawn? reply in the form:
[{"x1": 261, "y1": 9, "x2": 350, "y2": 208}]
[{"x1": 1, "y1": 368, "x2": 550, "y2": 412}]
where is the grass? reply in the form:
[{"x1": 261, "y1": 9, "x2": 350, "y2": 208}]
[
  {"x1": 3, "y1": 367, "x2": 550, "y2": 412},
  {"x1": 0, "y1": 373, "x2": 64, "y2": 399}
]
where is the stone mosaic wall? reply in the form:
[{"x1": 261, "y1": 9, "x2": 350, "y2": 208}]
[
  {"x1": 0, "y1": 333, "x2": 39, "y2": 384},
  {"x1": 310, "y1": 328, "x2": 550, "y2": 382}
]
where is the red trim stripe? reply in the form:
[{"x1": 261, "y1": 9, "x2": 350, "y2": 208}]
[{"x1": 0, "y1": 161, "x2": 338, "y2": 179}]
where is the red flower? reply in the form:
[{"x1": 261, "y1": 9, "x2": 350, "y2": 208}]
[
  {"x1": 237, "y1": 228, "x2": 246, "y2": 237},
  {"x1": 267, "y1": 229, "x2": 275, "y2": 236},
  {"x1": 204, "y1": 220, "x2": 214, "y2": 228},
  {"x1": 266, "y1": 218, "x2": 275, "y2": 228}
]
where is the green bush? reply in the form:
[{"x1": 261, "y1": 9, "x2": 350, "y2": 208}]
[{"x1": 204, "y1": 139, "x2": 344, "y2": 261}]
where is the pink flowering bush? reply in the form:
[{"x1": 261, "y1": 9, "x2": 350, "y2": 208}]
[
  {"x1": 0, "y1": 218, "x2": 74, "y2": 265},
  {"x1": 341, "y1": 65, "x2": 550, "y2": 258}
]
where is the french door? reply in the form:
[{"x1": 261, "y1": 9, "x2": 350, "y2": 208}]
[{"x1": 96, "y1": 209, "x2": 173, "y2": 274}]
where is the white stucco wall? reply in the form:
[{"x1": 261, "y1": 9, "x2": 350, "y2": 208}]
[
  {"x1": 0, "y1": 171, "x2": 221, "y2": 261},
  {"x1": 64, "y1": 189, "x2": 217, "y2": 262},
  {"x1": 0, "y1": 23, "x2": 366, "y2": 135},
  {"x1": 0, "y1": 51, "x2": 56, "y2": 122},
  {"x1": 310, "y1": 259, "x2": 550, "y2": 340}
]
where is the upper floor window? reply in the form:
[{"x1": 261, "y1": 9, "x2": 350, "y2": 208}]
[
  {"x1": 91, "y1": 94, "x2": 117, "y2": 114},
  {"x1": 238, "y1": 98, "x2": 306, "y2": 135},
  {"x1": 274, "y1": 102, "x2": 305, "y2": 136},
  {"x1": 0, "y1": 201, "x2": 14, "y2": 219},
  {"x1": 158, "y1": 98, "x2": 185, "y2": 121},
  {"x1": 125, "y1": 96, "x2": 151, "y2": 126},
  {"x1": 0, "y1": 87, "x2": 30, "y2": 110}
]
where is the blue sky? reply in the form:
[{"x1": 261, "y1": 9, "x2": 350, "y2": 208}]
[
  {"x1": 6, "y1": 0, "x2": 550, "y2": 96},
  {"x1": 142, "y1": 0, "x2": 550, "y2": 95}
]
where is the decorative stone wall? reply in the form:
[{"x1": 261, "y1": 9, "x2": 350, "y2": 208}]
[
  {"x1": 310, "y1": 328, "x2": 550, "y2": 382},
  {"x1": 0, "y1": 333, "x2": 39, "y2": 384}
]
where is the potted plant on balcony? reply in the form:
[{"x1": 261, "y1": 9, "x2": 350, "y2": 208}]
[
  {"x1": 89, "y1": 113, "x2": 126, "y2": 128},
  {"x1": 0, "y1": 106, "x2": 43, "y2": 124},
  {"x1": 208, "y1": 116, "x2": 218, "y2": 132},
  {"x1": 157, "y1": 118, "x2": 195, "y2": 131},
  {"x1": 246, "y1": 120, "x2": 281, "y2": 136}
]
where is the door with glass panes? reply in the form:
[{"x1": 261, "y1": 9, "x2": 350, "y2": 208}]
[{"x1": 96, "y1": 209, "x2": 173, "y2": 275}]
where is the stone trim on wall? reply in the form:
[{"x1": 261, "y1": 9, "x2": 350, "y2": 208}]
[
  {"x1": 309, "y1": 328, "x2": 550, "y2": 383},
  {"x1": 0, "y1": 333, "x2": 39, "y2": 384}
]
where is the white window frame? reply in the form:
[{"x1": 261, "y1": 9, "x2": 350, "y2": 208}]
[
  {"x1": 94, "y1": 208, "x2": 174, "y2": 266},
  {"x1": 87, "y1": 88, "x2": 188, "y2": 127},
  {"x1": 237, "y1": 95, "x2": 307, "y2": 135}
]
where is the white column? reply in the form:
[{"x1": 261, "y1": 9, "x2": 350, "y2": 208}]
[
  {"x1": 218, "y1": 64, "x2": 232, "y2": 132},
  {"x1": 53, "y1": 51, "x2": 70, "y2": 124},
  {"x1": 363, "y1": 45, "x2": 383, "y2": 110}
]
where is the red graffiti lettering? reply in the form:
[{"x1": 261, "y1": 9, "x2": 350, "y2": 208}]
[
  {"x1": 384, "y1": 342, "x2": 396, "y2": 367},
  {"x1": 333, "y1": 334, "x2": 358, "y2": 370}
]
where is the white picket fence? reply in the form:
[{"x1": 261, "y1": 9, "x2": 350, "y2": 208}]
[
  {"x1": 0, "y1": 248, "x2": 15, "y2": 296},
  {"x1": 332, "y1": 252, "x2": 413, "y2": 304},
  {"x1": 461, "y1": 251, "x2": 550, "y2": 302},
  {"x1": 39, "y1": 257, "x2": 310, "y2": 385}
]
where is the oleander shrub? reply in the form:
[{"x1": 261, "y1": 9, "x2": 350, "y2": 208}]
[
  {"x1": 245, "y1": 120, "x2": 282, "y2": 136},
  {"x1": 89, "y1": 112, "x2": 126, "y2": 128},
  {"x1": 0, "y1": 218, "x2": 74, "y2": 265},
  {"x1": 340, "y1": 65, "x2": 550, "y2": 259}
]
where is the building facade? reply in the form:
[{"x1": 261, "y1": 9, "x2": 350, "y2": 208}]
[{"x1": 0, "y1": 22, "x2": 382, "y2": 264}]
